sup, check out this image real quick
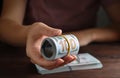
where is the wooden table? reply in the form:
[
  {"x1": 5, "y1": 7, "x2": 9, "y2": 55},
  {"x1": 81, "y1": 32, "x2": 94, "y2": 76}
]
[{"x1": 0, "y1": 42, "x2": 120, "y2": 78}]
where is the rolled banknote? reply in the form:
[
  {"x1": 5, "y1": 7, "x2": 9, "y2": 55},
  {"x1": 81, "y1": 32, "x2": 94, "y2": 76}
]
[{"x1": 41, "y1": 34, "x2": 80, "y2": 60}]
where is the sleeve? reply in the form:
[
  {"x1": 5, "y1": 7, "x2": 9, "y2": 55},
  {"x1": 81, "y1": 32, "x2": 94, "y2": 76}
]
[{"x1": 100, "y1": 0, "x2": 120, "y2": 6}]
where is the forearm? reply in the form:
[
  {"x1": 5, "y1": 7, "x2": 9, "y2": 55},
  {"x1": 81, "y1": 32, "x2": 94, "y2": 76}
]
[
  {"x1": 0, "y1": 0, "x2": 28, "y2": 46},
  {"x1": 0, "y1": 18, "x2": 29, "y2": 46},
  {"x1": 65, "y1": 24, "x2": 120, "y2": 46},
  {"x1": 89, "y1": 25, "x2": 120, "y2": 42}
]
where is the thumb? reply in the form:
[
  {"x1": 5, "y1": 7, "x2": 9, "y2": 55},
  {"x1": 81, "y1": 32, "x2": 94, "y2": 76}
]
[
  {"x1": 47, "y1": 28, "x2": 62, "y2": 36},
  {"x1": 33, "y1": 22, "x2": 62, "y2": 36}
]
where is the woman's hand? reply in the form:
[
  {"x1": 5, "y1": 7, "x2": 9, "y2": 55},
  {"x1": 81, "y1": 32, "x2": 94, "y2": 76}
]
[
  {"x1": 66, "y1": 29, "x2": 95, "y2": 47},
  {"x1": 26, "y1": 22, "x2": 76, "y2": 70}
]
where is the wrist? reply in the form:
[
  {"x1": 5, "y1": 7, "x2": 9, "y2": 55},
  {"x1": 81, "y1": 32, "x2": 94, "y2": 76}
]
[
  {"x1": 20, "y1": 26, "x2": 30, "y2": 46},
  {"x1": 0, "y1": 18, "x2": 30, "y2": 46},
  {"x1": 89, "y1": 29, "x2": 97, "y2": 42}
]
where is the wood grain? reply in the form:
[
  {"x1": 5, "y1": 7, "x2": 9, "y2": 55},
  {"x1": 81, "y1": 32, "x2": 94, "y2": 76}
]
[{"x1": 0, "y1": 42, "x2": 120, "y2": 78}]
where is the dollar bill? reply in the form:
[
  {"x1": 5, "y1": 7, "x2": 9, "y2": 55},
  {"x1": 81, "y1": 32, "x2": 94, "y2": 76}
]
[
  {"x1": 35, "y1": 53, "x2": 103, "y2": 74},
  {"x1": 41, "y1": 34, "x2": 80, "y2": 60}
]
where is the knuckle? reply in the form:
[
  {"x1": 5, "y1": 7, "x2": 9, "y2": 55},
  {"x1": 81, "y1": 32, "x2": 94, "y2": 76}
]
[{"x1": 33, "y1": 22, "x2": 45, "y2": 26}]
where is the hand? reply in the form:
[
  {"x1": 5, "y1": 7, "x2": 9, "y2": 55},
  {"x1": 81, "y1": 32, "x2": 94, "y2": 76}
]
[
  {"x1": 26, "y1": 22, "x2": 76, "y2": 70},
  {"x1": 79, "y1": 31, "x2": 94, "y2": 47},
  {"x1": 72, "y1": 29, "x2": 95, "y2": 47}
]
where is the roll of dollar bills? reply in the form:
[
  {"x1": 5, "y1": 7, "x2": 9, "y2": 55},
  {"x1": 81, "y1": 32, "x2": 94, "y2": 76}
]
[{"x1": 41, "y1": 34, "x2": 80, "y2": 60}]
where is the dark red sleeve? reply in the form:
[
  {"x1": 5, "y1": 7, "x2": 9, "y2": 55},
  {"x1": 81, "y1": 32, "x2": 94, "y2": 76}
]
[{"x1": 100, "y1": 0, "x2": 120, "y2": 6}]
